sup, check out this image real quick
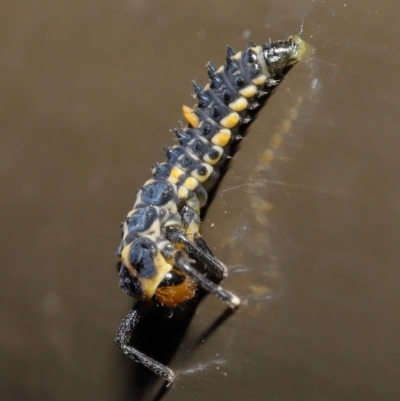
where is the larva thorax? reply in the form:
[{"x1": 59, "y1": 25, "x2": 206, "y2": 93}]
[{"x1": 117, "y1": 35, "x2": 306, "y2": 307}]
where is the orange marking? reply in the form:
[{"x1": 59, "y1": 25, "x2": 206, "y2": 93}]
[
  {"x1": 182, "y1": 105, "x2": 199, "y2": 127},
  {"x1": 184, "y1": 176, "x2": 198, "y2": 191},
  {"x1": 211, "y1": 129, "x2": 231, "y2": 147},
  {"x1": 168, "y1": 166, "x2": 184, "y2": 184},
  {"x1": 220, "y1": 112, "x2": 240, "y2": 128}
]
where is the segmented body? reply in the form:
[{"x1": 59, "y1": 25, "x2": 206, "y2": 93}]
[{"x1": 116, "y1": 36, "x2": 306, "y2": 310}]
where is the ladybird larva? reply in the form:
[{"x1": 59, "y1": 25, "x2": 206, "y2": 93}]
[{"x1": 115, "y1": 35, "x2": 306, "y2": 382}]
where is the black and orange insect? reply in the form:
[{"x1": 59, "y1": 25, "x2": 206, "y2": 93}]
[{"x1": 115, "y1": 35, "x2": 306, "y2": 382}]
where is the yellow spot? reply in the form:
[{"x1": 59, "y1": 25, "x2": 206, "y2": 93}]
[
  {"x1": 269, "y1": 134, "x2": 284, "y2": 149},
  {"x1": 259, "y1": 149, "x2": 275, "y2": 165},
  {"x1": 191, "y1": 163, "x2": 212, "y2": 183},
  {"x1": 182, "y1": 105, "x2": 199, "y2": 127},
  {"x1": 211, "y1": 129, "x2": 231, "y2": 147},
  {"x1": 177, "y1": 185, "x2": 188, "y2": 200},
  {"x1": 252, "y1": 74, "x2": 267, "y2": 86},
  {"x1": 203, "y1": 154, "x2": 215, "y2": 165},
  {"x1": 203, "y1": 146, "x2": 222, "y2": 165},
  {"x1": 121, "y1": 244, "x2": 131, "y2": 266},
  {"x1": 186, "y1": 221, "x2": 200, "y2": 237},
  {"x1": 279, "y1": 119, "x2": 292, "y2": 135},
  {"x1": 217, "y1": 65, "x2": 224, "y2": 73},
  {"x1": 239, "y1": 84, "x2": 257, "y2": 98},
  {"x1": 229, "y1": 97, "x2": 248, "y2": 112},
  {"x1": 233, "y1": 52, "x2": 241, "y2": 60},
  {"x1": 168, "y1": 166, "x2": 185, "y2": 184},
  {"x1": 186, "y1": 197, "x2": 200, "y2": 214},
  {"x1": 184, "y1": 176, "x2": 198, "y2": 191},
  {"x1": 220, "y1": 112, "x2": 240, "y2": 128}
]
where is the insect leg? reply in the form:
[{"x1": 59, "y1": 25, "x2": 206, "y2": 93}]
[
  {"x1": 115, "y1": 307, "x2": 175, "y2": 383},
  {"x1": 166, "y1": 226, "x2": 227, "y2": 279},
  {"x1": 175, "y1": 205, "x2": 228, "y2": 279},
  {"x1": 174, "y1": 251, "x2": 240, "y2": 309}
]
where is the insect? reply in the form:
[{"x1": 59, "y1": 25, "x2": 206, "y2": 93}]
[{"x1": 115, "y1": 35, "x2": 306, "y2": 383}]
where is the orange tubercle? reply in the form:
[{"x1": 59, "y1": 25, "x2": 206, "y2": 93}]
[{"x1": 182, "y1": 105, "x2": 200, "y2": 127}]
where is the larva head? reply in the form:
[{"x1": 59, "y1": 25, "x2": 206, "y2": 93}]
[
  {"x1": 118, "y1": 236, "x2": 172, "y2": 301},
  {"x1": 118, "y1": 238, "x2": 196, "y2": 307},
  {"x1": 262, "y1": 35, "x2": 306, "y2": 75}
]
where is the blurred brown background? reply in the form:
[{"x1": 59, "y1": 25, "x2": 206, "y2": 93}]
[{"x1": 1, "y1": 1, "x2": 400, "y2": 400}]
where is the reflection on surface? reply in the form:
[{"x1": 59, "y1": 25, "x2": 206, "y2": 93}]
[{"x1": 219, "y1": 44, "x2": 319, "y2": 308}]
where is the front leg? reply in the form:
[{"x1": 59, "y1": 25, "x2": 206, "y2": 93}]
[
  {"x1": 174, "y1": 252, "x2": 240, "y2": 309},
  {"x1": 176, "y1": 205, "x2": 228, "y2": 280},
  {"x1": 115, "y1": 307, "x2": 175, "y2": 383},
  {"x1": 166, "y1": 226, "x2": 228, "y2": 280}
]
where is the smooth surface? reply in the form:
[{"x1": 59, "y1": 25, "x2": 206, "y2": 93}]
[{"x1": 1, "y1": 1, "x2": 400, "y2": 400}]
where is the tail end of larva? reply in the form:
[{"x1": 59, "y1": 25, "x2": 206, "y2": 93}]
[{"x1": 288, "y1": 35, "x2": 311, "y2": 63}]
